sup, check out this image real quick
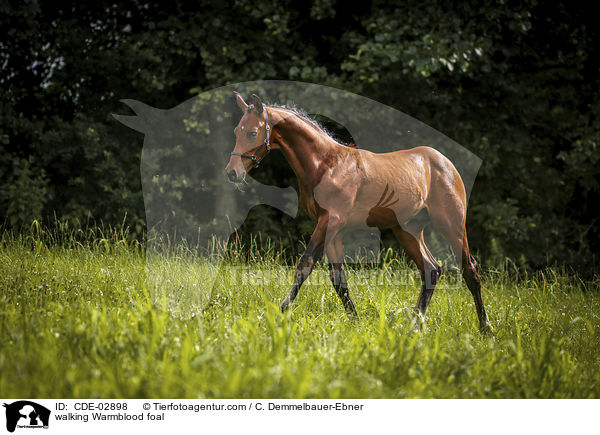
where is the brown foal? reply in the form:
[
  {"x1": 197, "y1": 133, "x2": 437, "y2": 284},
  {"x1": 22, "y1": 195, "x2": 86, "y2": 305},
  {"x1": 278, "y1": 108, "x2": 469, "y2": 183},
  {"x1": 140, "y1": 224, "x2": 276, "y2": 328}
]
[{"x1": 226, "y1": 92, "x2": 493, "y2": 333}]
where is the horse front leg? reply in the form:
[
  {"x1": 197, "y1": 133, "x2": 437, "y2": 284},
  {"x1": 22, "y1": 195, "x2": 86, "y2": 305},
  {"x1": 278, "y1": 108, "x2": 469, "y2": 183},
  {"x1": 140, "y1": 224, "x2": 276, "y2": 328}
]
[
  {"x1": 326, "y1": 233, "x2": 358, "y2": 319},
  {"x1": 280, "y1": 215, "x2": 329, "y2": 313}
]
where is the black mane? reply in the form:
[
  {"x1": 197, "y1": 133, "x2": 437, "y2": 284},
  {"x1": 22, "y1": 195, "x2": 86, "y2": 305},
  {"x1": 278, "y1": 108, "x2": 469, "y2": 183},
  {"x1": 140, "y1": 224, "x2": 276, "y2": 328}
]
[{"x1": 268, "y1": 104, "x2": 357, "y2": 148}]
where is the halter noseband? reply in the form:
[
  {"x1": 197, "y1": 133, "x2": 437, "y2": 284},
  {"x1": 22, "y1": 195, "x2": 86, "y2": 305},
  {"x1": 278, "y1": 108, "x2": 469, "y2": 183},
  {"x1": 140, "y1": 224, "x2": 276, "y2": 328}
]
[{"x1": 230, "y1": 108, "x2": 271, "y2": 169}]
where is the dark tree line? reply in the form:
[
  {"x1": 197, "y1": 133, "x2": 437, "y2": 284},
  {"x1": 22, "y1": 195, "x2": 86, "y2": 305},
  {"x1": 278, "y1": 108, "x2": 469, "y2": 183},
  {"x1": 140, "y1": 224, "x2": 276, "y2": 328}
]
[{"x1": 1, "y1": 0, "x2": 598, "y2": 275}]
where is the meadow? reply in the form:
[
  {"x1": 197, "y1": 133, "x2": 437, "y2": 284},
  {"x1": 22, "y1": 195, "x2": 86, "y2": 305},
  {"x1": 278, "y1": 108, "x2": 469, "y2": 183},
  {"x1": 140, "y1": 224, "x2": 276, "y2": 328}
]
[{"x1": 1, "y1": 224, "x2": 599, "y2": 398}]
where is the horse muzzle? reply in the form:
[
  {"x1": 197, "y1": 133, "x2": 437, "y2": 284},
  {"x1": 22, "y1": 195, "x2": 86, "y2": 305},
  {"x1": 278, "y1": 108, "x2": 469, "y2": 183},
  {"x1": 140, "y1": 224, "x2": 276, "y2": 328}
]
[{"x1": 227, "y1": 169, "x2": 239, "y2": 182}]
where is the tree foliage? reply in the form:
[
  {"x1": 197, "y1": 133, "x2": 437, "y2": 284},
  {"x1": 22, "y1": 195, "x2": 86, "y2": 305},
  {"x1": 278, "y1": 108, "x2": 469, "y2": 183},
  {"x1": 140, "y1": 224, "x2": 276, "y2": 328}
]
[{"x1": 1, "y1": 0, "x2": 598, "y2": 274}]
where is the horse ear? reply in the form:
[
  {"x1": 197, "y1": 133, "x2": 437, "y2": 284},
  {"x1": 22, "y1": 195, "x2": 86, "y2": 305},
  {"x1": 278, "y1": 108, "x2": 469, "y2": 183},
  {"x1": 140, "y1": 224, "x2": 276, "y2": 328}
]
[
  {"x1": 234, "y1": 91, "x2": 248, "y2": 112},
  {"x1": 250, "y1": 94, "x2": 264, "y2": 114}
]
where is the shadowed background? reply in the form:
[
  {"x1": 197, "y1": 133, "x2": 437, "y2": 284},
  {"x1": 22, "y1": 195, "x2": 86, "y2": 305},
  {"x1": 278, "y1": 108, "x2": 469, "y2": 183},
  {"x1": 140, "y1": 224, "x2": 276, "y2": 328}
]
[{"x1": 1, "y1": 0, "x2": 598, "y2": 276}]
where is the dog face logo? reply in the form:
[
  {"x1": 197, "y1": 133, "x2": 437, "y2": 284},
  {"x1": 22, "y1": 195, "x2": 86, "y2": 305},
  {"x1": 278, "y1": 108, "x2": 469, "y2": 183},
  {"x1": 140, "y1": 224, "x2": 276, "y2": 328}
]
[{"x1": 3, "y1": 401, "x2": 50, "y2": 432}]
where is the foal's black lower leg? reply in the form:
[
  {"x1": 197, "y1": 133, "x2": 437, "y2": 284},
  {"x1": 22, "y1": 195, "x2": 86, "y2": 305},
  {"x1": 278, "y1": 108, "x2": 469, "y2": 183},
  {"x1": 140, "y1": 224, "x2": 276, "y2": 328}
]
[
  {"x1": 325, "y1": 234, "x2": 358, "y2": 319},
  {"x1": 463, "y1": 253, "x2": 493, "y2": 334},
  {"x1": 280, "y1": 216, "x2": 329, "y2": 313},
  {"x1": 414, "y1": 262, "x2": 442, "y2": 326},
  {"x1": 280, "y1": 250, "x2": 322, "y2": 312},
  {"x1": 328, "y1": 262, "x2": 358, "y2": 319},
  {"x1": 391, "y1": 227, "x2": 441, "y2": 328}
]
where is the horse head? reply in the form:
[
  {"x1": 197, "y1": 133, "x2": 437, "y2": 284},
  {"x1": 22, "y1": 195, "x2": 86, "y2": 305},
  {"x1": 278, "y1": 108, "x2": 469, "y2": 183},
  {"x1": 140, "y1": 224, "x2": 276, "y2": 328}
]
[{"x1": 226, "y1": 92, "x2": 271, "y2": 183}]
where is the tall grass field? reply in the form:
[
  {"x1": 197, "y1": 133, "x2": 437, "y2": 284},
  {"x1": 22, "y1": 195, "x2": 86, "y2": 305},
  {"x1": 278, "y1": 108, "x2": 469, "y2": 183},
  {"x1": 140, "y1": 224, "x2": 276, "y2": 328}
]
[{"x1": 1, "y1": 224, "x2": 599, "y2": 398}]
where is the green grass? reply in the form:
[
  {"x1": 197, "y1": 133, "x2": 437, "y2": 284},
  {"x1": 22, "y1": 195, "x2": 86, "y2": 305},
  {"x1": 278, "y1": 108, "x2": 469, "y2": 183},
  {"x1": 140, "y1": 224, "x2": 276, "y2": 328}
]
[{"x1": 1, "y1": 225, "x2": 599, "y2": 398}]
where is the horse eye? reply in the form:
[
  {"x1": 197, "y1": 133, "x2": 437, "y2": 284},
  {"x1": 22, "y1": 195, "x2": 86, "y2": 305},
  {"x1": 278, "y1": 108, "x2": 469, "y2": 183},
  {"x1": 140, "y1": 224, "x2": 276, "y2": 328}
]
[{"x1": 248, "y1": 131, "x2": 258, "y2": 138}]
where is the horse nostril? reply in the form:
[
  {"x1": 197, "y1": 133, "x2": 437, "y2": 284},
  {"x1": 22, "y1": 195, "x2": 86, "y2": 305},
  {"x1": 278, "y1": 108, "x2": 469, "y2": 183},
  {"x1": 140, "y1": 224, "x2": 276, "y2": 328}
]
[{"x1": 227, "y1": 170, "x2": 237, "y2": 182}]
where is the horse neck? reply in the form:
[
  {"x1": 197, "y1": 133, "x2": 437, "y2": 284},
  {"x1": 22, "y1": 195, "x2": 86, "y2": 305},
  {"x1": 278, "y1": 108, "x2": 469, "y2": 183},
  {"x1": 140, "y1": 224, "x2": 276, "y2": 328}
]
[{"x1": 269, "y1": 107, "x2": 340, "y2": 190}]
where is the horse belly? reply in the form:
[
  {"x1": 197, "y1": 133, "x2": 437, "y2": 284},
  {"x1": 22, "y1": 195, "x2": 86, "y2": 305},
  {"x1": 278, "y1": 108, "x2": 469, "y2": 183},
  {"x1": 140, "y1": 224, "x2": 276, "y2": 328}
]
[{"x1": 350, "y1": 152, "x2": 429, "y2": 229}]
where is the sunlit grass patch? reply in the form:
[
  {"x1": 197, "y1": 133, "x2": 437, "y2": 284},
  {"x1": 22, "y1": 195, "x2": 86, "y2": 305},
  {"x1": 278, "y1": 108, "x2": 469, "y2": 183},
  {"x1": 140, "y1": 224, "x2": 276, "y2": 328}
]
[{"x1": 0, "y1": 226, "x2": 598, "y2": 398}]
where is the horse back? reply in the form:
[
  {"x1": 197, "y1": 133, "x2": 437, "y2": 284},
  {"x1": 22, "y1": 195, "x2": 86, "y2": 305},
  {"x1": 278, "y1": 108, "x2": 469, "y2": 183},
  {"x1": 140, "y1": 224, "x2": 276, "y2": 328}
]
[{"x1": 351, "y1": 146, "x2": 466, "y2": 225}]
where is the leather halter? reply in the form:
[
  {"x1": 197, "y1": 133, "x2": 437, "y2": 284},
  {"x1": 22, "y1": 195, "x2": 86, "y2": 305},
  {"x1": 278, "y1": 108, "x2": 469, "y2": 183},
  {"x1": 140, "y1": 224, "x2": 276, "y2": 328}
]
[{"x1": 230, "y1": 108, "x2": 271, "y2": 169}]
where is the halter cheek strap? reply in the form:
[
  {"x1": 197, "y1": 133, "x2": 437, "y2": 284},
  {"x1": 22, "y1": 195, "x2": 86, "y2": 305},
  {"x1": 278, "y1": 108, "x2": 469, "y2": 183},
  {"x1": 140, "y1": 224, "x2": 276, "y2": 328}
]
[{"x1": 230, "y1": 109, "x2": 271, "y2": 169}]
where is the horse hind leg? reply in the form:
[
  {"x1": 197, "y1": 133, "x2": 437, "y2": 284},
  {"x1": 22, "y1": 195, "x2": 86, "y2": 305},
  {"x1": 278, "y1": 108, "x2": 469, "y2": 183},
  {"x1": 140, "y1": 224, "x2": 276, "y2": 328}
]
[
  {"x1": 428, "y1": 201, "x2": 493, "y2": 334},
  {"x1": 460, "y1": 239, "x2": 493, "y2": 334},
  {"x1": 413, "y1": 232, "x2": 443, "y2": 319},
  {"x1": 391, "y1": 226, "x2": 442, "y2": 329}
]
